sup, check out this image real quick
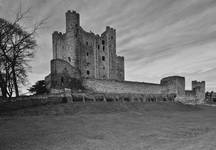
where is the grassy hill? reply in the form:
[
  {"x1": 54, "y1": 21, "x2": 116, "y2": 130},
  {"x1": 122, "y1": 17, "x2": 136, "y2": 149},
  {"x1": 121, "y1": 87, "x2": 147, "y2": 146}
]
[{"x1": 1, "y1": 102, "x2": 216, "y2": 150}]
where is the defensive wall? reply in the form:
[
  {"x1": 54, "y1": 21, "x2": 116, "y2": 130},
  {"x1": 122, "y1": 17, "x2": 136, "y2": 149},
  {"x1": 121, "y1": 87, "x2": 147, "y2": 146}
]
[
  {"x1": 83, "y1": 79, "x2": 165, "y2": 94},
  {"x1": 45, "y1": 10, "x2": 206, "y2": 104}
]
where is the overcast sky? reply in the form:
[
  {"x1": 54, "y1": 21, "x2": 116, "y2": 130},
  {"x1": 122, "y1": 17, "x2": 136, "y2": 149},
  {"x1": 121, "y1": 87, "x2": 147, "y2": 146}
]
[{"x1": 1, "y1": 0, "x2": 216, "y2": 92}]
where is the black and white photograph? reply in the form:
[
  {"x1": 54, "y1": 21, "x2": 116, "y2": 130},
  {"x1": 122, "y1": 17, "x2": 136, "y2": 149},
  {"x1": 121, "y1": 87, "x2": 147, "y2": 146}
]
[{"x1": 1, "y1": 0, "x2": 216, "y2": 149}]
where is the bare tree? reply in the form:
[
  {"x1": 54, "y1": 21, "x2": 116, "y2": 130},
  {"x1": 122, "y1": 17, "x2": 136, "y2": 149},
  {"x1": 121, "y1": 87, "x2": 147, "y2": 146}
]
[{"x1": 0, "y1": 6, "x2": 48, "y2": 98}]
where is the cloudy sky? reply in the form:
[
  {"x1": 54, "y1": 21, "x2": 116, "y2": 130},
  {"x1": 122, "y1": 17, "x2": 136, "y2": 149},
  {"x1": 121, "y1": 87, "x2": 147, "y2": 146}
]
[{"x1": 1, "y1": 0, "x2": 216, "y2": 92}]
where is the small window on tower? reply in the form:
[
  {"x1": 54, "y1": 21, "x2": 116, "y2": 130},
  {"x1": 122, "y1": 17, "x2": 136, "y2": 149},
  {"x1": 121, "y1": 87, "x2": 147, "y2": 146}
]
[
  {"x1": 87, "y1": 70, "x2": 90, "y2": 75},
  {"x1": 102, "y1": 56, "x2": 105, "y2": 61},
  {"x1": 102, "y1": 40, "x2": 105, "y2": 45},
  {"x1": 68, "y1": 57, "x2": 71, "y2": 62},
  {"x1": 61, "y1": 77, "x2": 64, "y2": 84},
  {"x1": 86, "y1": 41, "x2": 88, "y2": 45},
  {"x1": 86, "y1": 52, "x2": 89, "y2": 56},
  {"x1": 103, "y1": 46, "x2": 105, "y2": 51},
  {"x1": 98, "y1": 45, "x2": 100, "y2": 49},
  {"x1": 111, "y1": 36, "x2": 113, "y2": 40}
]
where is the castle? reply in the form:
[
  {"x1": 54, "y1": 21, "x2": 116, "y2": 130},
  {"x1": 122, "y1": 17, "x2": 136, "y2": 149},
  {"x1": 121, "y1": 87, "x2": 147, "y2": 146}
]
[{"x1": 45, "y1": 10, "x2": 206, "y2": 103}]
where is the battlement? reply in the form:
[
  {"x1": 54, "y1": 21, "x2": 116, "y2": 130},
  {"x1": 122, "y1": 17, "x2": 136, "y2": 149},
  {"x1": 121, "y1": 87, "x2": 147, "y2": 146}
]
[
  {"x1": 106, "y1": 26, "x2": 116, "y2": 32},
  {"x1": 52, "y1": 31, "x2": 64, "y2": 39},
  {"x1": 117, "y1": 56, "x2": 124, "y2": 60},
  {"x1": 66, "y1": 10, "x2": 78, "y2": 14},
  {"x1": 192, "y1": 80, "x2": 205, "y2": 90}
]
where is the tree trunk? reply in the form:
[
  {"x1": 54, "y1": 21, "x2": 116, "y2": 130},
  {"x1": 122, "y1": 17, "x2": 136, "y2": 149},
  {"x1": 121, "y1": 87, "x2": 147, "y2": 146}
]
[
  {"x1": 0, "y1": 72, "x2": 7, "y2": 98},
  {"x1": 12, "y1": 66, "x2": 19, "y2": 97}
]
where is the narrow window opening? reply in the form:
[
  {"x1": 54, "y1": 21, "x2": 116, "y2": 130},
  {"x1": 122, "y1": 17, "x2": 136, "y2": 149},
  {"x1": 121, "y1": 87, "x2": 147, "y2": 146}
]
[
  {"x1": 68, "y1": 57, "x2": 71, "y2": 62},
  {"x1": 102, "y1": 40, "x2": 105, "y2": 45},
  {"x1": 86, "y1": 41, "x2": 88, "y2": 45},
  {"x1": 102, "y1": 56, "x2": 105, "y2": 61},
  {"x1": 87, "y1": 70, "x2": 90, "y2": 75},
  {"x1": 98, "y1": 45, "x2": 100, "y2": 49},
  {"x1": 111, "y1": 36, "x2": 113, "y2": 40},
  {"x1": 103, "y1": 46, "x2": 105, "y2": 51},
  {"x1": 86, "y1": 52, "x2": 89, "y2": 56},
  {"x1": 61, "y1": 77, "x2": 64, "y2": 83}
]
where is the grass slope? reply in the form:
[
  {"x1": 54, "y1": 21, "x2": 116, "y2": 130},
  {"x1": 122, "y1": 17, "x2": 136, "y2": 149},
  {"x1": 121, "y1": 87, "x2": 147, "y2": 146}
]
[{"x1": 0, "y1": 102, "x2": 216, "y2": 150}]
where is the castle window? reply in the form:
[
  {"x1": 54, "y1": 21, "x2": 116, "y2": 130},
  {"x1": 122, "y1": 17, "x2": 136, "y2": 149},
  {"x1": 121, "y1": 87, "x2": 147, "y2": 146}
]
[
  {"x1": 111, "y1": 36, "x2": 113, "y2": 40},
  {"x1": 103, "y1": 46, "x2": 105, "y2": 51},
  {"x1": 68, "y1": 57, "x2": 71, "y2": 62},
  {"x1": 61, "y1": 77, "x2": 64, "y2": 84},
  {"x1": 102, "y1": 40, "x2": 105, "y2": 45},
  {"x1": 98, "y1": 45, "x2": 100, "y2": 49},
  {"x1": 86, "y1": 41, "x2": 88, "y2": 45},
  {"x1": 87, "y1": 70, "x2": 90, "y2": 75},
  {"x1": 102, "y1": 56, "x2": 105, "y2": 61},
  {"x1": 86, "y1": 52, "x2": 89, "y2": 56}
]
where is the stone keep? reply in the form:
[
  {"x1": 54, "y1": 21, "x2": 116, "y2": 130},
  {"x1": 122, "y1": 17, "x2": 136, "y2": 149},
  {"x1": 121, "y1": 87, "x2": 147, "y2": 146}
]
[
  {"x1": 45, "y1": 10, "x2": 206, "y2": 104},
  {"x1": 49, "y1": 10, "x2": 125, "y2": 89}
]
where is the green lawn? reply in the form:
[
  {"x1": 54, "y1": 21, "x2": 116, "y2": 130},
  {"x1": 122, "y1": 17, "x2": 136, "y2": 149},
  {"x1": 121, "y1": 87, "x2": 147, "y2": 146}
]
[{"x1": 1, "y1": 102, "x2": 216, "y2": 150}]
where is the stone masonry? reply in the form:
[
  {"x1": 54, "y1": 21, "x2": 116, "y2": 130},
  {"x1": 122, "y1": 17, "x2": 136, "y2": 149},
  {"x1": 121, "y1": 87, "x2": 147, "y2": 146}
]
[
  {"x1": 52, "y1": 10, "x2": 124, "y2": 82},
  {"x1": 45, "y1": 10, "x2": 206, "y2": 103}
]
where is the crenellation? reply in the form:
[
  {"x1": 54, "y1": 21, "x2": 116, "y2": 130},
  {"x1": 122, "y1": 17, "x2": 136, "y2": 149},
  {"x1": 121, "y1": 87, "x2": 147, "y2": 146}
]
[{"x1": 45, "y1": 10, "x2": 206, "y2": 104}]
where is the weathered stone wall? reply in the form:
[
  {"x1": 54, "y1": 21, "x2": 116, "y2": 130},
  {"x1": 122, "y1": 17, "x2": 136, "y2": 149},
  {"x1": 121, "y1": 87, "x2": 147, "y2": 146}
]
[
  {"x1": 116, "y1": 56, "x2": 125, "y2": 81},
  {"x1": 160, "y1": 76, "x2": 185, "y2": 97},
  {"x1": 50, "y1": 59, "x2": 82, "y2": 89},
  {"x1": 79, "y1": 28, "x2": 96, "y2": 79},
  {"x1": 192, "y1": 81, "x2": 205, "y2": 103},
  {"x1": 83, "y1": 79, "x2": 166, "y2": 94},
  {"x1": 51, "y1": 10, "x2": 124, "y2": 83},
  {"x1": 52, "y1": 32, "x2": 66, "y2": 60},
  {"x1": 51, "y1": 59, "x2": 80, "y2": 78}
]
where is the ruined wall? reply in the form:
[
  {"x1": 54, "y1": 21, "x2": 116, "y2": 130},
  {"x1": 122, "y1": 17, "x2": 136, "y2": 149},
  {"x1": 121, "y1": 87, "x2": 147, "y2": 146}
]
[
  {"x1": 83, "y1": 79, "x2": 166, "y2": 94},
  {"x1": 160, "y1": 76, "x2": 185, "y2": 97},
  {"x1": 116, "y1": 56, "x2": 125, "y2": 81},
  {"x1": 192, "y1": 81, "x2": 205, "y2": 103},
  {"x1": 52, "y1": 32, "x2": 66, "y2": 61},
  {"x1": 50, "y1": 59, "x2": 81, "y2": 89}
]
